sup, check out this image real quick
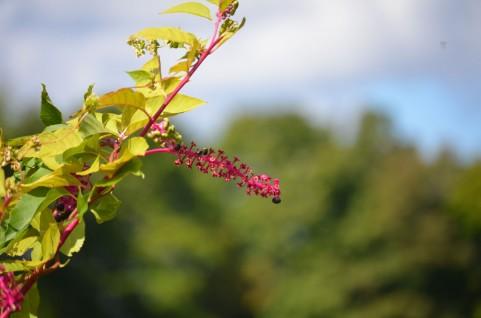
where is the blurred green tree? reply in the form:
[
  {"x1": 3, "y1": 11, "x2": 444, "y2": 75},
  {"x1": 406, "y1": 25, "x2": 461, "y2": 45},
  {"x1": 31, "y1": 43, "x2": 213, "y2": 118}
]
[{"x1": 3, "y1": 97, "x2": 480, "y2": 318}]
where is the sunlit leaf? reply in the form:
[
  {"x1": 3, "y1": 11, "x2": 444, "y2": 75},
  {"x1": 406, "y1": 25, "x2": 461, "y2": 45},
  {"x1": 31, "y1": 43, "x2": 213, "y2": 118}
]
[
  {"x1": 60, "y1": 221, "x2": 85, "y2": 257},
  {"x1": 163, "y1": 94, "x2": 206, "y2": 116},
  {"x1": 169, "y1": 61, "x2": 190, "y2": 74},
  {"x1": 220, "y1": 0, "x2": 235, "y2": 11},
  {"x1": 134, "y1": 27, "x2": 199, "y2": 47},
  {"x1": 162, "y1": 2, "x2": 212, "y2": 21},
  {"x1": 78, "y1": 113, "x2": 110, "y2": 138},
  {"x1": 98, "y1": 88, "x2": 146, "y2": 111},
  {"x1": 20, "y1": 165, "x2": 81, "y2": 192},
  {"x1": 20, "y1": 126, "x2": 83, "y2": 159},
  {"x1": 7, "y1": 235, "x2": 38, "y2": 257},
  {"x1": 95, "y1": 157, "x2": 143, "y2": 188},
  {"x1": 77, "y1": 156, "x2": 101, "y2": 176},
  {"x1": 40, "y1": 221, "x2": 60, "y2": 260},
  {"x1": 127, "y1": 70, "x2": 152, "y2": 84},
  {"x1": 100, "y1": 137, "x2": 148, "y2": 176}
]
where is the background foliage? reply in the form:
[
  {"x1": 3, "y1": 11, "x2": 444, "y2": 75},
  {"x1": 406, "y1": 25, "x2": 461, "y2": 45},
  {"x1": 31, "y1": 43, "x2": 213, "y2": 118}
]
[{"x1": 3, "y1": 97, "x2": 480, "y2": 318}]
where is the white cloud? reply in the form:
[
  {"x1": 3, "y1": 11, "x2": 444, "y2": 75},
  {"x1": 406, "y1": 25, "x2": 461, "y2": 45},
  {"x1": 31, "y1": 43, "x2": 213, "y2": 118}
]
[{"x1": 0, "y1": 0, "x2": 480, "y2": 156}]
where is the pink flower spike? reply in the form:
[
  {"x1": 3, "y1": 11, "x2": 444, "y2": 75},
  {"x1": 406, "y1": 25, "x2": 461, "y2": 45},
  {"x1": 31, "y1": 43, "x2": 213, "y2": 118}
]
[
  {"x1": 0, "y1": 267, "x2": 24, "y2": 316},
  {"x1": 173, "y1": 142, "x2": 281, "y2": 203}
]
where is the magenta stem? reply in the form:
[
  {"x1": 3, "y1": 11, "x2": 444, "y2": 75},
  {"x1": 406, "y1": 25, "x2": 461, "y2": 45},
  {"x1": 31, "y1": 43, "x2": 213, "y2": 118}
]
[
  {"x1": 57, "y1": 216, "x2": 80, "y2": 252},
  {"x1": 145, "y1": 148, "x2": 174, "y2": 156},
  {"x1": 139, "y1": 11, "x2": 224, "y2": 137}
]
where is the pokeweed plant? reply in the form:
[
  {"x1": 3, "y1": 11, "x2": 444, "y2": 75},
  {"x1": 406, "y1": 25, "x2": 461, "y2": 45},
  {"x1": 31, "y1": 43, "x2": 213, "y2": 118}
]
[{"x1": 0, "y1": 1, "x2": 281, "y2": 317}]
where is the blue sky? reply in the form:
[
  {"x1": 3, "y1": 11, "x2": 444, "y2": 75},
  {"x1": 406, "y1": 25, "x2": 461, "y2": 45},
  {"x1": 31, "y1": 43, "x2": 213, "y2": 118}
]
[{"x1": 0, "y1": 0, "x2": 480, "y2": 159}]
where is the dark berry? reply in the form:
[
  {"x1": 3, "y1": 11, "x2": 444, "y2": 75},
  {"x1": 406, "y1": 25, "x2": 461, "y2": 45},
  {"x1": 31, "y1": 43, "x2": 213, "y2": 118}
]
[
  {"x1": 197, "y1": 148, "x2": 209, "y2": 156},
  {"x1": 272, "y1": 197, "x2": 281, "y2": 204}
]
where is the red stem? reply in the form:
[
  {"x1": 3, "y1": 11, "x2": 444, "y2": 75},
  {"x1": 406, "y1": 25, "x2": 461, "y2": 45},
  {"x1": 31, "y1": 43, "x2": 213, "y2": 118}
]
[
  {"x1": 139, "y1": 11, "x2": 224, "y2": 137},
  {"x1": 17, "y1": 212, "x2": 80, "y2": 304},
  {"x1": 57, "y1": 216, "x2": 80, "y2": 252},
  {"x1": 145, "y1": 148, "x2": 174, "y2": 156}
]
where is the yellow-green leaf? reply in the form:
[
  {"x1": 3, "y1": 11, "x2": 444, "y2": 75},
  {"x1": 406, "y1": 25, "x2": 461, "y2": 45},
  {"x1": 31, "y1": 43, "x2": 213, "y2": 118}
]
[
  {"x1": 127, "y1": 70, "x2": 152, "y2": 85},
  {"x1": 7, "y1": 236, "x2": 38, "y2": 257},
  {"x1": 169, "y1": 60, "x2": 190, "y2": 74},
  {"x1": 20, "y1": 126, "x2": 83, "y2": 159},
  {"x1": 220, "y1": 0, "x2": 235, "y2": 11},
  {"x1": 162, "y1": 2, "x2": 212, "y2": 20},
  {"x1": 98, "y1": 88, "x2": 146, "y2": 111},
  {"x1": 41, "y1": 222, "x2": 60, "y2": 261},
  {"x1": 20, "y1": 165, "x2": 81, "y2": 192},
  {"x1": 76, "y1": 156, "x2": 101, "y2": 176},
  {"x1": 163, "y1": 94, "x2": 206, "y2": 116},
  {"x1": 134, "y1": 27, "x2": 199, "y2": 47},
  {"x1": 60, "y1": 221, "x2": 85, "y2": 257},
  {"x1": 100, "y1": 137, "x2": 148, "y2": 177}
]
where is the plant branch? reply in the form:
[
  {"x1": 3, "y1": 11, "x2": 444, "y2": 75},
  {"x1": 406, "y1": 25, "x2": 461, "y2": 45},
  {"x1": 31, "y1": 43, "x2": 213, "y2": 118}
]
[
  {"x1": 145, "y1": 148, "x2": 174, "y2": 156},
  {"x1": 139, "y1": 10, "x2": 224, "y2": 137},
  {"x1": 17, "y1": 210, "x2": 80, "y2": 304}
]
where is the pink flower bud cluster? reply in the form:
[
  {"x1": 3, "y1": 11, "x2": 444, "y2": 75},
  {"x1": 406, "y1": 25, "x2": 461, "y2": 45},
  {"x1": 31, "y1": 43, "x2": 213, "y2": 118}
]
[
  {"x1": 148, "y1": 120, "x2": 182, "y2": 148},
  {"x1": 173, "y1": 143, "x2": 281, "y2": 203},
  {"x1": 0, "y1": 269, "x2": 23, "y2": 315}
]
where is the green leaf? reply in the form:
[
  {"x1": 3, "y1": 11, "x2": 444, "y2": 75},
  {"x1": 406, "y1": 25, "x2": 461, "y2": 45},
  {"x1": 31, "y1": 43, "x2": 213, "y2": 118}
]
[
  {"x1": 11, "y1": 283, "x2": 39, "y2": 318},
  {"x1": 60, "y1": 221, "x2": 85, "y2": 257},
  {"x1": 169, "y1": 61, "x2": 190, "y2": 74},
  {"x1": 20, "y1": 165, "x2": 81, "y2": 192},
  {"x1": 220, "y1": 0, "x2": 235, "y2": 11},
  {"x1": 100, "y1": 137, "x2": 148, "y2": 176},
  {"x1": 78, "y1": 113, "x2": 110, "y2": 138},
  {"x1": 41, "y1": 221, "x2": 60, "y2": 260},
  {"x1": 121, "y1": 137, "x2": 149, "y2": 157},
  {"x1": 20, "y1": 126, "x2": 83, "y2": 159},
  {"x1": 95, "y1": 157, "x2": 143, "y2": 188},
  {"x1": 98, "y1": 88, "x2": 146, "y2": 110},
  {"x1": 8, "y1": 189, "x2": 48, "y2": 232},
  {"x1": 134, "y1": 27, "x2": 199, "y2": 47},
  {"x1": 162, "y1": 2, "x2": 212, "y2": 20},
  {"x1": 77, "y1": 156, "x2": 101, "y2": 176},
  {"x1": 29, "y1": 188, "x2": 68, "y2": 233},
  {"x1": 90, "y1": 193, "x2": 121, "y2": 224},
  {"x1": 163, "y1": 94, "x2": 206, "y2": 116},
  {"x1": 7, "y1": 235, "x2": 38, "y2": 257},
  {"x1": 63, "y1": 135, "x2": 101, "y2": 162},
  {"x1": 76, "y1": 190, "x2": 88, "y2": 217},
  {"x1": 1, "y1": 261, "x2": 29, "y2": 273},
  {"x1": 127, "y1": 70, "x2": 152, "y2": 84},
  {"x1": 40, "y1": 84, "x2": 63, "y2": 126},
  {"x1": 121, "y1": 107, "x2": 141, "y2": 131},
  {"x1": 84, "y1": 84, "x2": 95, "y2": 100}
]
